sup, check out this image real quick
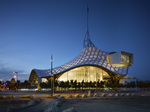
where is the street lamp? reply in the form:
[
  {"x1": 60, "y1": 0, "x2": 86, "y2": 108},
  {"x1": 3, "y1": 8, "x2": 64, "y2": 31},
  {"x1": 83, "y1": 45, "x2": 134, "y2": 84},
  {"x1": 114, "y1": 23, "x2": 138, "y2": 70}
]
[
  {"x1": 96, "y1": 72, "x2": 98, "y2": 91},
  {"x1": 13, "y1": 72, "x2": 18, "y2": 91},
  {"x1": 14, "y1": 75, "x2": 17, "y2": 79},
  {"x1": 51, "y1": 55, "x2": 54, "y2": 97}
]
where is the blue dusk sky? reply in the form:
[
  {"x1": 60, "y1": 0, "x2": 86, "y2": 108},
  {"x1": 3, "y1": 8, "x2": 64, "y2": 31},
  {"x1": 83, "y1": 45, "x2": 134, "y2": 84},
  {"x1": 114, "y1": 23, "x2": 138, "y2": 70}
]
[{"x1": 0, "y1": 0, "x2": 150, "y2": 82}]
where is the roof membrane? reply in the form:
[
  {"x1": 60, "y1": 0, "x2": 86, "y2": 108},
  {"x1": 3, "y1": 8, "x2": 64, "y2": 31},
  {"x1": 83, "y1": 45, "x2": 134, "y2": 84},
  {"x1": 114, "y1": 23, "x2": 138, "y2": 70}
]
[{"x1": 32, "y1": 47, "x2": 129, "y2": 78}]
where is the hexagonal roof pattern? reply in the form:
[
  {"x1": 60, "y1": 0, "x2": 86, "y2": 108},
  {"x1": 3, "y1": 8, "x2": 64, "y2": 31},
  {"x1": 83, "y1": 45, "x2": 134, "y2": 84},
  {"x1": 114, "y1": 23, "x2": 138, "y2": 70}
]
[{"x1": 32, "y1": 47, "x2": 129, "y2": 78}]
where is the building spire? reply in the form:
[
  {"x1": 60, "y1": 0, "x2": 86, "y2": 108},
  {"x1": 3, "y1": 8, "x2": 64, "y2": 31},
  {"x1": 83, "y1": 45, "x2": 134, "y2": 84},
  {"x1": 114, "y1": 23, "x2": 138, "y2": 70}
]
[
  {"x1": 87, "y1": 6, "x2": 89, "y2": 31},
  {"x1": 83, "y1": 6, "x2": 95, "y2": 48}
]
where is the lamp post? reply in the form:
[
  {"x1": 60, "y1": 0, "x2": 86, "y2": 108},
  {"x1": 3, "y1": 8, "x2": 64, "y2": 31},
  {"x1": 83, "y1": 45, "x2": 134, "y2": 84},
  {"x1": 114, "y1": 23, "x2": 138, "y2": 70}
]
[
  {"x1": 51, "y1": 55, "x2": 54, "y2": 97},
  {"x1": 14, "y1": 75, "x2": 17, "y2": 79},
  {"x1": 96, "y1": 72, "x2": 98, "y2": 91},
  {"x1": 13, "y1": 72, "x2": 18, "y2": 91}
]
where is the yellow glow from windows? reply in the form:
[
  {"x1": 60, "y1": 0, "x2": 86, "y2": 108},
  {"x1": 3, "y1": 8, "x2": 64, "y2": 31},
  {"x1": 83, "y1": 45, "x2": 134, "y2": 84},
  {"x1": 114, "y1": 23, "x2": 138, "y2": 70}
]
[{"x1": 58, "y1": 66, "x2": 110, "y2": 82}]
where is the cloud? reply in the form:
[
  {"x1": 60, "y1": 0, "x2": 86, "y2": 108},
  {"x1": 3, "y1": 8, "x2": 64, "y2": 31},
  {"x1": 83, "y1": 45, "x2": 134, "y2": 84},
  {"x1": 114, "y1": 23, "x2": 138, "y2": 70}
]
[{"x1": 0, "y1": 61, "x2": 28, "y2": 82}]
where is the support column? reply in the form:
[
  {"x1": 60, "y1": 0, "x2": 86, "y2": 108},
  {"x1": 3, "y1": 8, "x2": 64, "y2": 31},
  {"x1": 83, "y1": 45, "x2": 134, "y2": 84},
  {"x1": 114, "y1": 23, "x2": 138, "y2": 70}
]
[{"x1": 37, "y1": 83, "x2": 41, "y2": 90}]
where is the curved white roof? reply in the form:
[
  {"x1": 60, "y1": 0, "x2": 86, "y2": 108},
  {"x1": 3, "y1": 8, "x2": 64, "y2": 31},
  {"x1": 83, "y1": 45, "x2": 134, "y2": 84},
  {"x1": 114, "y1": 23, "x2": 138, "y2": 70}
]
[{"x1": 31, "y1": 47, "x2": 128, "y2": 78}]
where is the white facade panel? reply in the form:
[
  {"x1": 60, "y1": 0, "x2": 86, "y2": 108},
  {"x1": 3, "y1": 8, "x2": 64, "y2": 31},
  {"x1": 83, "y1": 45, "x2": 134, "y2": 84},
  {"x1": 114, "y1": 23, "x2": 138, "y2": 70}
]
[{"x1": 109, "y1": 52, "x2": 121, "y2": 64}]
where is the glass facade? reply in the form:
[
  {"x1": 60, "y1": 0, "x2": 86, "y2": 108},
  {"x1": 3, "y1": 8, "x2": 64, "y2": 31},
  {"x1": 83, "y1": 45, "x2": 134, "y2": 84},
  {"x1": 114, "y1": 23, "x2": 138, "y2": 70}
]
[
  {"x1": 41, "y1": 78, "x2": 48, "y2": 83},
  {"x1": 121, "y1": 54, "x2": 130, "y2": 63},
  {"x1": 58, "y1": 66, "x2": 110, "y2": 82}
]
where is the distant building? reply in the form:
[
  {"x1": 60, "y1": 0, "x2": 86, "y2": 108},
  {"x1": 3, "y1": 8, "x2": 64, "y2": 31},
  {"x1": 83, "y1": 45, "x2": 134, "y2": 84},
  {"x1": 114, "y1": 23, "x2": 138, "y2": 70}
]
[{"x1": 119, "y1": 75, "x2": 139, "y2": 85}]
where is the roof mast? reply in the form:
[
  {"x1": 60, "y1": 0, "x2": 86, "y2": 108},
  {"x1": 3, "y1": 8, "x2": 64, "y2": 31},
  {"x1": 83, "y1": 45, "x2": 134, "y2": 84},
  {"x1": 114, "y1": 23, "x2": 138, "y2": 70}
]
[{"x1": 83, "y1": 6, "x2": 95, "y2": 48}]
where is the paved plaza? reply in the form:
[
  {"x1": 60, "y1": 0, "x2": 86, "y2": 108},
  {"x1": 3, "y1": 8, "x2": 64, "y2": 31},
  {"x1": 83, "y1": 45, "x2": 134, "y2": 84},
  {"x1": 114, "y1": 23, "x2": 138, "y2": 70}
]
[{"x1": 1, "y1": 90, "x2": 150, "y2": 112}]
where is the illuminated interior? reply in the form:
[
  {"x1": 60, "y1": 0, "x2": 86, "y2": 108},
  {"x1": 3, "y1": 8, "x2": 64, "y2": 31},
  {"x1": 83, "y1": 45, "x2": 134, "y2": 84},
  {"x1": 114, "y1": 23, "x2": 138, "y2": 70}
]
[
  {"x1": 107, "y1": 51, "x2": 133, "y2": 67},
  {"x1": 58, "y1": 66, "x2": 110, "y2": 82},
  {"x1": 41, "y1": 78, "x2": 48, "y2": 83}
]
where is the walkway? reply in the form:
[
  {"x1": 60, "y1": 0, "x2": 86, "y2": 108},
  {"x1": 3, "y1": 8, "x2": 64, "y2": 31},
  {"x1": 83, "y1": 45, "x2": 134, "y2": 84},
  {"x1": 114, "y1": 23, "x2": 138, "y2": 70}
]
[{"x1": 17, "y1": 98, "x2": 55, "y2": 112}]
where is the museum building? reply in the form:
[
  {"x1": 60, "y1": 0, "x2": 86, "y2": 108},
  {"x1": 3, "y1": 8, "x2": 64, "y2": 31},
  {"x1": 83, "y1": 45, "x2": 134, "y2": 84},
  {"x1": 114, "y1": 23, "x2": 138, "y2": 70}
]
[
  {"x1": 29, "y1": 37, "x2": 133, "y2": 87},
  {"x1": 28, "y1": 8, "x2": 133, "y2": 88}
]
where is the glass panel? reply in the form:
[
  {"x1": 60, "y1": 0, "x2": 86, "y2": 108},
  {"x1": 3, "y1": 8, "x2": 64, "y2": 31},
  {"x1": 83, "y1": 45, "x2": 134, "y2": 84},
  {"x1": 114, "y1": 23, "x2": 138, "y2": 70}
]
[
  {"x1": 121, "y1": 54, "x2": 130, "y2": 63},
  {"x1": 58, "y1": 66, "x2": 110, "y2": 82}
]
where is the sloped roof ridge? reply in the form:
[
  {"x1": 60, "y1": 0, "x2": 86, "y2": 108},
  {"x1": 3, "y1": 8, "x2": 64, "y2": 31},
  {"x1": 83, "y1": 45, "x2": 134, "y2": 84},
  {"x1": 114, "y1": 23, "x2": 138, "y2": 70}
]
[{"x1": 33, "y1": 46, "x2": 128, "y2": 78}]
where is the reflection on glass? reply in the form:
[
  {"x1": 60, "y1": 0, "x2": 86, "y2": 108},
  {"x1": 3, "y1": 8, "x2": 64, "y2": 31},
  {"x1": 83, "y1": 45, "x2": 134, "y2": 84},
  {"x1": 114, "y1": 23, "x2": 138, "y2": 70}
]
[{"x1": 121, "y1": 55, "x2": 130, "y2": 63}]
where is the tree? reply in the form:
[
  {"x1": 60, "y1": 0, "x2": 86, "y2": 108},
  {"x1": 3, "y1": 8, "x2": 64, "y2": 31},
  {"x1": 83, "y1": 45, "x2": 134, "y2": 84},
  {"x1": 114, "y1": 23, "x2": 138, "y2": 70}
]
[
  {"x1": 65, "y1": 80, "x2": 70, "y2": 91},
  {"x1": 24, "y1": 80, "x2": 29, "y2": 88},
  {"x1": 84, "y1": 81, "x2": 89, "y2": 89},
  {"x1": 91, "y1": 81, "x2": 96, "y2": 89},
  {"x1": 96, "y1": 80, "x2": 99, "y2": 91},
  {"x1": 73, "y1": 80, "x2": 77, "y2": 92},
  {"x1": 54, "y1": 80, "x2": 59, "y2": 91},
  {"x1": 88, "y1": 81, "x2": 93, "y2": 90},
  {"x1": 9, "y1": 78, "x2": 16, "y2": 90},
  {"x1": 0, "y1": 81, "x2": 2, "y2": 89},
  {"x1": 70, "y1": 80, "x2": 74, "y2": 88},
  {"x1": 17, "y1": 80, "x2": 21, "y2": 89},
  {"x1": 98, "y1": 81, "x2": 104, "y2": 88},
  {"x1": 40, "y1": 82, "x2": 48, "y2": 88},
  {"x1": 0, "y1": 81, "x2": 2, "y2": 86},
  {"x1": 59, "y1": 81, "x2": 65, "y2": 91},
  {"x1": 77, "y1": 82, "x2": 81, "y2": 90},
  {"x1": 5, "y1": 81, "x2": 11, "y2": 89},
  {"x1": 130, "y1": 81, "x2": 136, "y2": 88}
]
